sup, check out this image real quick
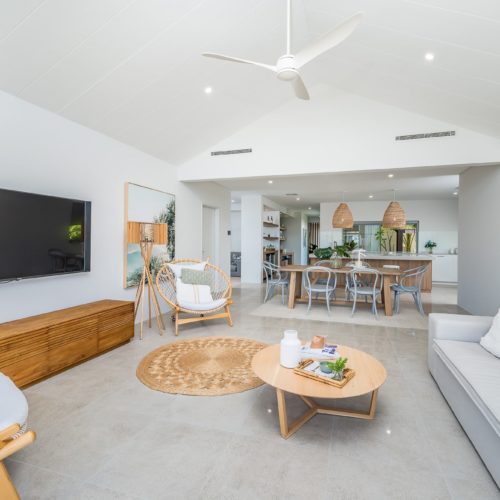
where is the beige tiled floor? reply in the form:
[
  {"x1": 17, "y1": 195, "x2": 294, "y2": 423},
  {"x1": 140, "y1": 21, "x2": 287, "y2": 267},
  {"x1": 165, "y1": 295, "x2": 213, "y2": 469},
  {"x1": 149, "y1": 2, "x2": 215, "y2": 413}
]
[{"x1": 6, "y1": 284, "x2": 500, "y2": 499}]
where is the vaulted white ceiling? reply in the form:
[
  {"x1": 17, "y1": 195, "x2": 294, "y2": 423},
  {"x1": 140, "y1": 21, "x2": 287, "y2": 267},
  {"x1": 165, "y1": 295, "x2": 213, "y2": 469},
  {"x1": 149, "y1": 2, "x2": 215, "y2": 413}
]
[{"x1": 1, "y1": 0, "x2": 499, "y2": 165}]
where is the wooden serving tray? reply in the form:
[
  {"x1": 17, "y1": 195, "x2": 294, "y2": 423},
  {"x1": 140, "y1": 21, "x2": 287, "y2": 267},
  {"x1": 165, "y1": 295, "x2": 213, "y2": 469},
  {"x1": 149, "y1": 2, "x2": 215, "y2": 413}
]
[{"x1": 293, "y1": 359, "x2": 355, "y2": 388}]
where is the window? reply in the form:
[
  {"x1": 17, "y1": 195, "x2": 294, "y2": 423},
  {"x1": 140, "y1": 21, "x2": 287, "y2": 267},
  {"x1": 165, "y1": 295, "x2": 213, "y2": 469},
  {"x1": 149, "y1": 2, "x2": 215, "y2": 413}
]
[{"x1": 343, "y1": 221, "x2": 419, "y2": 253}]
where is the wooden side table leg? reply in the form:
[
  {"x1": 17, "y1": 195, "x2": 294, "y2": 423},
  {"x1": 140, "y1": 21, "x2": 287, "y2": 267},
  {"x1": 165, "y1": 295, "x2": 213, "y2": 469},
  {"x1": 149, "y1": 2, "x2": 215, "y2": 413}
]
[
  {"x1": 287, "y1": 272, "x2": 297, "y2": 309},
  {"x1": 276, "y1": 389, "x2": 289, "y2": 438}
]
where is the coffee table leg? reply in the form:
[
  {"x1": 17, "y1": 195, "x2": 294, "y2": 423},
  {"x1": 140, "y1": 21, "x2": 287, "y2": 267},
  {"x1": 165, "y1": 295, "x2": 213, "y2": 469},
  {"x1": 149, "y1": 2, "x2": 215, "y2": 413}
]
[
  {"x1": 315, "y1": 389, "x2": 379, "y2": 420},
  {"x1": 276, "y1": 389, "x2": 318, "y2": 439}
]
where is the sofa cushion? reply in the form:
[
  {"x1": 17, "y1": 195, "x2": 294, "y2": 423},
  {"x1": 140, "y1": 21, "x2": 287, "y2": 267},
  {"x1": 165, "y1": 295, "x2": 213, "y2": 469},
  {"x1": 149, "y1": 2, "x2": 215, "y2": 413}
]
[
  {"x1": 0, "y1": 372, "x2": 28, "y2": 432},
  {"x1": 480, "y1": 308, "x2": 500, "y2": 358},
  {"x1": 433, "y1": 339, "x2": 500, "y2": 436}
]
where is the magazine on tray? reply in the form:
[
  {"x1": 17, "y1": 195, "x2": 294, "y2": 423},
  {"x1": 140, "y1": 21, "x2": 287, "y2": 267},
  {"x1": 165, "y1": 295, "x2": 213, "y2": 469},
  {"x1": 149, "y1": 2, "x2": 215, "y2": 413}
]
[{"x1": 299, "y1": 343, "x2": 338, "y2": 360}]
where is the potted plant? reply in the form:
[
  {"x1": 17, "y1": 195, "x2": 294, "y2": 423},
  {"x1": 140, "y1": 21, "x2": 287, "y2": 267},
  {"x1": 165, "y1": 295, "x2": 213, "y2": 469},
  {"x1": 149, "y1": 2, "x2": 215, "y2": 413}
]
[
  {"x1": 424, "y1": 240, "x2": 437, "y2": 254},
  {"x1": 313, "y1": 247, "x2": 333, "y2": 260},
  {"x1": 320, "y1": 357, "x2": 349, "y2": 381},
  {"x1": 334, "y1": 240, "x2": 357, "y2": 258}
]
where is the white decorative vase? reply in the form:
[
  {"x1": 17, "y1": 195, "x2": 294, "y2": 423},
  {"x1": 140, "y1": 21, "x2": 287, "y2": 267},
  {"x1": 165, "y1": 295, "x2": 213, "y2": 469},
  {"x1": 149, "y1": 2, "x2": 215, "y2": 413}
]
[{"x1": 280, "y1": 330, "x2": 301, "y2": 368}]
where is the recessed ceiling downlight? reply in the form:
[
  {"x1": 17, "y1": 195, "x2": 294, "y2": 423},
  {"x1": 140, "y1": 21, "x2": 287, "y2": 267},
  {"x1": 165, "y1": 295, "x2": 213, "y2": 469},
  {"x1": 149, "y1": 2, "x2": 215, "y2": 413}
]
[
  {"x1": 369, "y1": 194, "x2": 374, "y2": 199},
  {"x1": 268, "y1": 180, "x2": 273, "y2": 184},
  {"x1": 425, "y1": 52, "x2": 435, "y2": 61},
  {"x1": 387, "y1": 173, "x2": 394, "y2": 178},
  {"x1": 204, "y1": 86, "x2": 213, "y2": 94},
  {"x1": 296, "y1": 197, "x2": 300, "y2": 201},
  {"x1": 453, "y1": 191, "x2": 458, "y2": 196}
]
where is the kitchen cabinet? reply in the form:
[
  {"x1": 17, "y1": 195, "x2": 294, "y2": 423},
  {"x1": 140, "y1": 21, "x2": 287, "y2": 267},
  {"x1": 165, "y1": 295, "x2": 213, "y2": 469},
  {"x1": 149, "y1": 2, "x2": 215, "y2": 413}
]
[{"x1": 432, "y1": 254, "x2": 458, "y2": 283}]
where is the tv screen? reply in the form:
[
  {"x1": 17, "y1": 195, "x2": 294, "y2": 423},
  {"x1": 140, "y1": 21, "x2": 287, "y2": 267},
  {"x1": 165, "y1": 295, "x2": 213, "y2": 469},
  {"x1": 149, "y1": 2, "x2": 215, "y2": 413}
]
[{"x1": 0, "y1": 188, "x2": 91, "y2": 281}]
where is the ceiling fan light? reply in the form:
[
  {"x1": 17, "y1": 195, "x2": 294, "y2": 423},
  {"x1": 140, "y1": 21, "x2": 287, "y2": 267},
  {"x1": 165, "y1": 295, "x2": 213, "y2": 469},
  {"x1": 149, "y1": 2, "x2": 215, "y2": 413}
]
[
  {"x1": 382, "y1": 201, "x2": 406, "y2": 229},
  {"x1": 332, "y1": 202, "x2": 354, "y2": 229}
]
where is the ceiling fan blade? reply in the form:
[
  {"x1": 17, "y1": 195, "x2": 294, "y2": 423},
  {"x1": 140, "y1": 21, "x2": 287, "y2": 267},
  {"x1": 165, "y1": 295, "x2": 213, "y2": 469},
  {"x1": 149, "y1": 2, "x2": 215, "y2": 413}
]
[
  {"x1": 294, "y1": 12, "x2": 363, "y2": 68},
  {"x1": 292, "y1": 74, "x2": 310, "y2": 100},
  {"x1": 202, "y1": 52, "x2": 276, "y2": 72}
]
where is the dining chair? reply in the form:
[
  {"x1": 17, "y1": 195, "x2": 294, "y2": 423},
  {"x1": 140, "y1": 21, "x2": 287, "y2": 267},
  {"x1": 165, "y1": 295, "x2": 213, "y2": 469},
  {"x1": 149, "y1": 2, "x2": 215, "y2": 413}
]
[
  {"x1": 303, "y1": 266, "x2": 337, "y2": 314},
  {"x1": 392, "y1": 265, "x2": 428, "y2": 315},
  {"x1": 313, "y1": 260, "x2": 335, "y2": 286},
  {"x1": 346, "y1": 268, "x2": 383, "y2": 318},
  {"x1": 262, "y1": 261, "x2": 289, "y2": 304}
]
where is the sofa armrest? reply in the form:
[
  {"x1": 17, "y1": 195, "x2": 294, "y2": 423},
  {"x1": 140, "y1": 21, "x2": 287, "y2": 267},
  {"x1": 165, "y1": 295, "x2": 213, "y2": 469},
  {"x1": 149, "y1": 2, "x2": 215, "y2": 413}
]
[{"x1": 429, "y1": 313, "x2": 492, "y2": 343}]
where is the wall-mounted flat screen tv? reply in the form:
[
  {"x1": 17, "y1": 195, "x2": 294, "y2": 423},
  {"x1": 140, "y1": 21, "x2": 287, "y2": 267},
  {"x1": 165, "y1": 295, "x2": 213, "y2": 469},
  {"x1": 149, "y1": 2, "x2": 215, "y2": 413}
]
[{"x1": 0, "y1": 188, "x2": 91, "y2": 281}]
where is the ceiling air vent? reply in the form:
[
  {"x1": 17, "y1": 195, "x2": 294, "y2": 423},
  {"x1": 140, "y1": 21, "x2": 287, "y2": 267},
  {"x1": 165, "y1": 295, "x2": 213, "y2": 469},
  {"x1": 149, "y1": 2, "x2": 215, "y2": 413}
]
[
  {"x1": 211, "y1": 148, "x2": 252, "y2": 156},
  {"x1": 395, "y1": 131, "x2": 456, "y2": 141},
  {"x1": 286, "y1": 193, "x2": 299, "y2": 196}
]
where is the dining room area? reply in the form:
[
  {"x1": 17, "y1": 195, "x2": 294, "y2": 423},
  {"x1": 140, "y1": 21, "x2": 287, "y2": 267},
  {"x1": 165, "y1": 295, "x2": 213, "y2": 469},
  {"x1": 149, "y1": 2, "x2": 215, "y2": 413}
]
[{"x1": 229, "y1": 168, "x2": 462, "y2": 330}]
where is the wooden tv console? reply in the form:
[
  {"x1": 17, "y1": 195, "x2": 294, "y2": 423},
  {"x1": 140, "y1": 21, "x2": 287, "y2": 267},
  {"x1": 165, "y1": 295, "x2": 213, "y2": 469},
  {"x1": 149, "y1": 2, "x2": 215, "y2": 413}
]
[{"x1": 0, "y1": 300, "x2": 134, "y2": 388}]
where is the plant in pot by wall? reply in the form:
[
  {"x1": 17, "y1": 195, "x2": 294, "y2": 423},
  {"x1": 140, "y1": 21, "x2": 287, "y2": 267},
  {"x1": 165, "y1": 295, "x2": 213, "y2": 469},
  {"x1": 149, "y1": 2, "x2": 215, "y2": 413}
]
[
  {"x1": 313, "y1": 247, "x2": 334, "y2": 259},
  {"x1": 424, "y1": 240, "x2": 437, "y2": 254},
  {"x1": 320, "y1": 357, "x2": 349, "y2": 381},
  {"x1": 375, "y1": 227, "x2": 387, "y2": 252}
]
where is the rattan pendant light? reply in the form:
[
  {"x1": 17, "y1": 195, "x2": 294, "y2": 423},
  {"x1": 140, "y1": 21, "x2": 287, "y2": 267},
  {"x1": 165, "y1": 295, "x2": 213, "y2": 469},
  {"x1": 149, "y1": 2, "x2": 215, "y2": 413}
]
[
  {"x1": 383, "y1": 190, "x2": 406, "y2": 229},
  {"x1": 332, "y1": 193, "x2": 354, "y2": 229}
]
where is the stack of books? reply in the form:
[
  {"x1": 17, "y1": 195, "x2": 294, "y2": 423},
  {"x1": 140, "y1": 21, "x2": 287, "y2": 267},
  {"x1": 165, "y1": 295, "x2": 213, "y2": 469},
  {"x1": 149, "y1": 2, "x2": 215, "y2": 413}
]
[{"x1": 299, "y1": 343, "x2": 338, "y2": 360}]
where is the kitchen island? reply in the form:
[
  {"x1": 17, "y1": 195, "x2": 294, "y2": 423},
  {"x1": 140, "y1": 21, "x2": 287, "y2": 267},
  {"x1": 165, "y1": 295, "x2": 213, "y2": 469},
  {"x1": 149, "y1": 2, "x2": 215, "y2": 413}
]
[{"x1": 309, "y1": 252, "x2": 433, "y2": 292}]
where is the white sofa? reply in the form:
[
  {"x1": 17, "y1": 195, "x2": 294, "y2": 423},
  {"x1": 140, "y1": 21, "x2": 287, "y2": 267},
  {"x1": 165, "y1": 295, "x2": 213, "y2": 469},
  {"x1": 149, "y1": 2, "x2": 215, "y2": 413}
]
[{"x1": 428, "y1": 313, "x2": 500, "y2": 487}]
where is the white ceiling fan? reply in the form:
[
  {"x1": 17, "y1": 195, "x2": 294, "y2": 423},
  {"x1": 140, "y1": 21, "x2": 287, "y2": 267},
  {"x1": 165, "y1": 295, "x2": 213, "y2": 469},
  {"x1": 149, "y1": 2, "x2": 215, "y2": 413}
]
[{"x1": 202, "y1": 0, "x2": 363, "y2": 100}]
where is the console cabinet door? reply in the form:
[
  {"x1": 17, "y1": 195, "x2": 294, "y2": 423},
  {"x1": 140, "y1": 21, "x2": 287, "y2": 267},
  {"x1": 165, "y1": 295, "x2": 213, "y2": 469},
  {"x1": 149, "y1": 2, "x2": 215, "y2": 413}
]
[
  {"x1": 0, "y1": 328, "x2": 49, "y2": 386},
  {"x1": 48, "y1": 317, "x2": 98, "y2": 372},
  {"x1": 98, "y1": 304, "x2": 134, "y2": 351}
]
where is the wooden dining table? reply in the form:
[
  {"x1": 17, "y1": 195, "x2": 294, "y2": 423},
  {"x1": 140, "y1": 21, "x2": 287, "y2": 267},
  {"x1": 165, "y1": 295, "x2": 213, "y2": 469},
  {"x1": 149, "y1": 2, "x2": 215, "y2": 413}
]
[{"x1": 282, "y1": 264, "x2": 402, "y2": 316}]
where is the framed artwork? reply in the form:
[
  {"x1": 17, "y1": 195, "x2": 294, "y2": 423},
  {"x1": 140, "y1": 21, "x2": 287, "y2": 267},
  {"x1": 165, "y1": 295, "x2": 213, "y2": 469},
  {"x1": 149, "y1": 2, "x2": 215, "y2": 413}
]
[{"x1": 124, "y1": 182, "x2": 175, "y2": 288}]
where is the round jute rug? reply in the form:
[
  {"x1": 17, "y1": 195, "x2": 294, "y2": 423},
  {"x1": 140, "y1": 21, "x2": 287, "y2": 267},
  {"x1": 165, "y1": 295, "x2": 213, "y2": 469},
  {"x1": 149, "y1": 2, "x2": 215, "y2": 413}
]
[{"x1": 136, "y1": 336, "x2": 268, "y2": 396}]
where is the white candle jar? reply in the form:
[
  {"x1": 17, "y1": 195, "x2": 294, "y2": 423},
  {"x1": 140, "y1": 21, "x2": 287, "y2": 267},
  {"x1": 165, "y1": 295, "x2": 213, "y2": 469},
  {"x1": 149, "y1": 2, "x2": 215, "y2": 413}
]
[{"x1": 280, "y1": 330, "x2": 301, "y2": 368}]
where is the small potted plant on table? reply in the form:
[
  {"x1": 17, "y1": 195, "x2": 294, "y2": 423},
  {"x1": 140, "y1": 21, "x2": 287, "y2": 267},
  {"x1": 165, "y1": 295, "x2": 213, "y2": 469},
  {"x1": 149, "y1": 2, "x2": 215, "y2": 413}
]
[{"x1": 320, "y1": 357, "x2": 348, "y2": 381}]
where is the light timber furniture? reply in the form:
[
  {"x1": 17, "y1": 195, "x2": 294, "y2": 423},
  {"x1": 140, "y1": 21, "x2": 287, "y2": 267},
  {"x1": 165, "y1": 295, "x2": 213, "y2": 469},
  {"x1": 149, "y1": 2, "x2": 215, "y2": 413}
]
[
  {"x1": 284, "y1": 264, "x2": 402, "y2": 316},
  {"x1": 156, "y1": 259, "x2": 233, "y2": 336},
  {"x1": 0, "y1": 300, "x2": 134, "y2": 388},
  {"x1": 0, "y1": 423, "x2": 36, "y2": 500},
  {"x1": 127, "y1": 221, "x2": 167, "y2": 339},
  {"x1": 252, "y1": 344, "x2": 387, "y2": 439},
  {"x1": 310, "y1": 256, "x2": 433, "y2": 292}
]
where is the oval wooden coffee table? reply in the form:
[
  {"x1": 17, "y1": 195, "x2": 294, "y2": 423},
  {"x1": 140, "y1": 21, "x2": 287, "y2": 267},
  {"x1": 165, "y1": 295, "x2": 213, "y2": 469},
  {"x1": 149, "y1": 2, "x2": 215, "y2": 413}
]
[{"x1": 251, "y1": 344, "x2": 387, "y2": 439}]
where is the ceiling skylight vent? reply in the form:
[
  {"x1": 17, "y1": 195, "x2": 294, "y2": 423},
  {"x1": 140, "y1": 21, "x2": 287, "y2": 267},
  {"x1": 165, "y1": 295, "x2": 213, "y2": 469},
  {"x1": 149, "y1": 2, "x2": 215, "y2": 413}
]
[
  {"x1": 211, "y1": 148, "x2": 252, "y2": 156},
  {"x1": 395, "y1": 131, "x2": 456, "y2": 141}
]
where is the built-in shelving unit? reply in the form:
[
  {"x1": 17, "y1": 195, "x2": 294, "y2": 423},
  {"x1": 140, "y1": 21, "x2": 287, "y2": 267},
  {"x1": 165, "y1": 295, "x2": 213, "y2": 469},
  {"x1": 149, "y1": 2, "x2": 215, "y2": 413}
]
[{"x1": 263, "y1": 210, "x2": 280, "y2": 267}]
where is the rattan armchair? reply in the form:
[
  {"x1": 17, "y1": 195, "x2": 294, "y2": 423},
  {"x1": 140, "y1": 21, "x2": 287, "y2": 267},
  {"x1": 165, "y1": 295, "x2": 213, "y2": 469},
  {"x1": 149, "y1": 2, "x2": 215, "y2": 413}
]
[{"x1": 156, "y1": 259, "x2": 233, "y2": 336}]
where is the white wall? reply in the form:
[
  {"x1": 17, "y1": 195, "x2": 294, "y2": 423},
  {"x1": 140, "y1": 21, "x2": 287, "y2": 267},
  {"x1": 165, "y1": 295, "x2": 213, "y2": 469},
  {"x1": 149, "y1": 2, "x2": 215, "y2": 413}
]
[
  {"x1": 0, "y1": 91, "x2": 229, "y2": 323},
  {"x1": 179, "y1": 85, "x2": 500, "y2": 182},
  {"x1": 230, "y1": 210, "x2": 241, "y2": 252},
  {"x1": 458, "y1": 166, "x2": 500, "y2": 315},
  {"x1": 320, "y1": 199, "x2": 458, "y2": 254},
  {"x1": 240, "y1": 194, "x2": 262, "y2": 284}
]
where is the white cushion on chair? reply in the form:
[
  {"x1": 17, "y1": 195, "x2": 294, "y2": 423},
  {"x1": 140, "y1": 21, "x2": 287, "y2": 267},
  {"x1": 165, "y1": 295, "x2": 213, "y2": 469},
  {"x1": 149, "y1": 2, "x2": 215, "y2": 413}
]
[
  {"x1": 176, "y1": 279, "x2": 226, "y2": 311},
  {"x1": 167, "y1": 261, "x2": 207, "y2": 280},
  {"x1": 178, "y1": 298, "x2": 227, "y2": 312},
  {"x1": 0, "y1": 372, "x2": 28, "y2": 432}
]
